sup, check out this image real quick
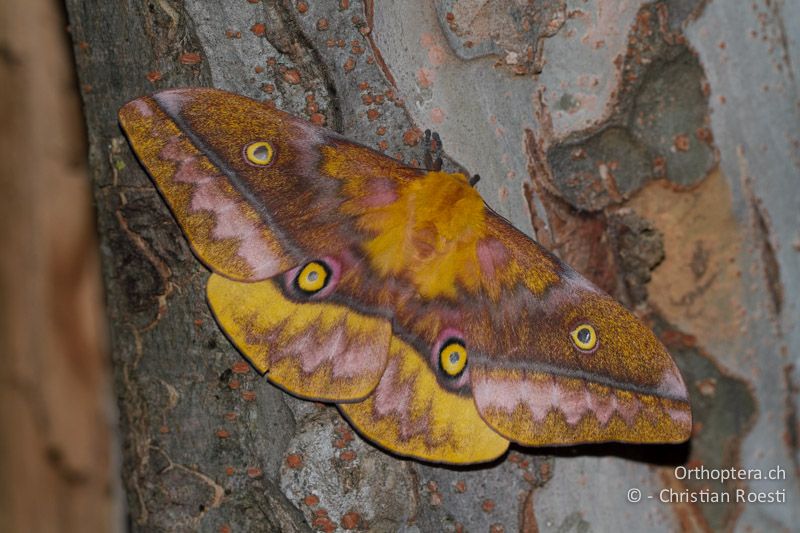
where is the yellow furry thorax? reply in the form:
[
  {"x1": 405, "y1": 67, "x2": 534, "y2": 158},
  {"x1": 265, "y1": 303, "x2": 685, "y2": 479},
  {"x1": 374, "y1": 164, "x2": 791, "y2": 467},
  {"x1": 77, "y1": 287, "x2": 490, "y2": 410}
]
[{"x1": 363, "y1": 170, "x2": 487, "y2": 299}]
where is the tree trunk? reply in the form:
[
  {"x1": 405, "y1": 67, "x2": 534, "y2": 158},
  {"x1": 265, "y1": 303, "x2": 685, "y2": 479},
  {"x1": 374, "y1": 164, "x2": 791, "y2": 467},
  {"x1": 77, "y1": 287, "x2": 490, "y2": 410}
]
[
  {"x1": 64, "y1": 0, "x2": 798, "y2": 531},
  {"x1": 0, "y1": 1, "x2": 116, "y2": 531}
]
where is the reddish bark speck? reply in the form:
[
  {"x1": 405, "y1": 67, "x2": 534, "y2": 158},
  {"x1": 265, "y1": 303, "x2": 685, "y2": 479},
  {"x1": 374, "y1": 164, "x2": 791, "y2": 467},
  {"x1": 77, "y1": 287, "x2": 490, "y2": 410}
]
[
  {"x1": 696, "y1": 127, "x2": 714, "y2": 144},
  {"x1": 312, "y1": 517, "x2": 336, "y2": 533},
  {"x1": 231, "y1": 361, "x2": 250, "y2": 374},
  {"x1": 179, "y1": 52, "x2": 201, "y2": 65},
  {"x1": 286, "y1": 453, "x2": 304, "y2": 468},
  {"x1": 250, "y1": 23, "x2": 266, "y2": 36},
  {"x1": 341, "y1": 511, "x2": 361, "y2": 529},
  {"x1": 403, "y1": 129, "x2": 422, "y2": 146},
  {"x1": 429, "y1": 492, "x2": 442, "y2": 506},
  {"x1": 283, "y1": 69, "x2": 301, "y2": 84},
  {"x1": 674, "y1": 133, "x2": 690, "y2": 151}
]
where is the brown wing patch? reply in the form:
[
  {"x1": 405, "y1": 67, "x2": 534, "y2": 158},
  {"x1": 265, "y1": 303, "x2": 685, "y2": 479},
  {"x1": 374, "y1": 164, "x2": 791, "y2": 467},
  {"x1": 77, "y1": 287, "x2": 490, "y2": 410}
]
[
  {"x1": 482, "y1": 212, "x2": 562, "y2": 298},
  {"x1": 119, "y1": 96, "x2": 294, "y2": 280}
]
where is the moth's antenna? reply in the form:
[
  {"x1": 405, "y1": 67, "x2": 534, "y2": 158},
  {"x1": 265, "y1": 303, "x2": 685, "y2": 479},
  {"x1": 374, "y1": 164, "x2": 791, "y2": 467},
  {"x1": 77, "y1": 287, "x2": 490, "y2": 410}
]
[
  {"x1": 423, "y1": 129, "x2": 433, "y2": 170},
  {"x1": 422, "y1": 129, "x2": 444, "y2": 171}
]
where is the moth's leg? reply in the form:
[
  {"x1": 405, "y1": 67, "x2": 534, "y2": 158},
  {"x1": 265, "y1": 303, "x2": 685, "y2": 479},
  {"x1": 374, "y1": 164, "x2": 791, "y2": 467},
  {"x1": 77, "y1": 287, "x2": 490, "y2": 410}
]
[
  {"x1": 421, "y1": 129, "x2": 480, "y2": 187},
  {"x1": 423, "y1": 129, "x2": 444, "y2": 171}
]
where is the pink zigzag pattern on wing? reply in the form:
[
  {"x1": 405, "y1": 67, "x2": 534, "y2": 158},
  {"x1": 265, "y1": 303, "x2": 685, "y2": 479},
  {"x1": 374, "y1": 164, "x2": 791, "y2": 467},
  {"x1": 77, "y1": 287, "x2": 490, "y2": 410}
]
[
  {"x1": 265, "y1": 314, "x2": 388, "y2": 381},
  {"x1": 158, "y1": 133, "x2": 283, "y2": 280},
  {"x1": 472, "y1": 372, "x2": 688, "y2": 427},
  {"x1": 364, "y1": 352, "x2": 444, "y2": 445}
]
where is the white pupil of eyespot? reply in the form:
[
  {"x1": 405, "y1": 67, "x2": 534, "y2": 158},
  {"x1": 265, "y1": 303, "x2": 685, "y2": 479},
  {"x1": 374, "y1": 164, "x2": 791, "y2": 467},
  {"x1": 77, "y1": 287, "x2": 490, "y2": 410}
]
[
  {"x1": 307, "y1": 271, "x2": 318, "y2": 282},
  {"x1": 253, "y1": 146, "x2": 268, "y2": 160},
  {"x1": 449, "y1": 351, "x2": 460, "y2": 363},
  {"x1": 578, "y1": 328, "x2": 590, "y2": 342}
]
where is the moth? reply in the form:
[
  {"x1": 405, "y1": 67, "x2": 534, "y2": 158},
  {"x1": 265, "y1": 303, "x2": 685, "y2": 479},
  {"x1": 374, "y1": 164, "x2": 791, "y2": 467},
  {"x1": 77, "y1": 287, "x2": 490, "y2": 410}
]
[{"x1": 119, "y1": 88, "x2": 691, "y2": 464}]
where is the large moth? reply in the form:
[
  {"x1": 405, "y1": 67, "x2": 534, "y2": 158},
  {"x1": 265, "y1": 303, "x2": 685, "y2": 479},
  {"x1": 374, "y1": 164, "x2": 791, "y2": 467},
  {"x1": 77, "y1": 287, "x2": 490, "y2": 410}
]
[{"x1": 119, "y1": 88, "x2": 691, "y2": 464}]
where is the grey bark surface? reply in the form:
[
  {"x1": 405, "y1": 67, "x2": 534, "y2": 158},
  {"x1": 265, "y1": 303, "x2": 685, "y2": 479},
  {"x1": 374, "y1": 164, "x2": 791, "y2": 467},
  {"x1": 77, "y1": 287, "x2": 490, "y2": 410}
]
[{"x1": 65, "y1": 0, "x2": 798, "y2": 531}]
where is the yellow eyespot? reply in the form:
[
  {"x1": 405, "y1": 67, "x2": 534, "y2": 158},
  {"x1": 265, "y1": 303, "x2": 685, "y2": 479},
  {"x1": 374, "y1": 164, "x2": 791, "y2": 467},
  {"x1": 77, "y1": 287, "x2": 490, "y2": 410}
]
[
  {"x1": 244, "y1": 141, "x2": 274, "y2": 165},
  {"x1": 296, "y1": 261, "x2": 328, "y2": 293},
  {"x1": 570, "y1": 324, "x2": 598, "y2": 352},
  {"x1": 439, "y1": 340, "x2": 467, "y2": 377}
]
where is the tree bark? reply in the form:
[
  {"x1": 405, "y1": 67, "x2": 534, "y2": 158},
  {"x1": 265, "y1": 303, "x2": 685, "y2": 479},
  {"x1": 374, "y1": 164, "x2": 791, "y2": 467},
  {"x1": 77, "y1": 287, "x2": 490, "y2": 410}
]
[{"x1": 64, "y1": 0, "x2": 798, "y2": 531}]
